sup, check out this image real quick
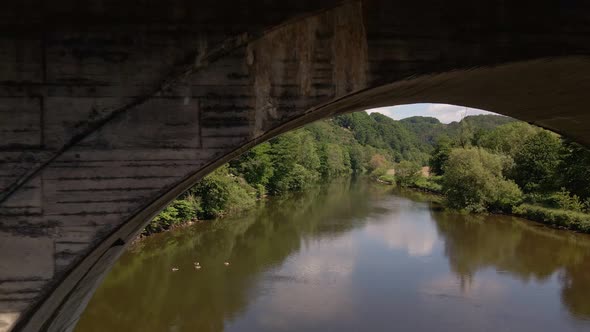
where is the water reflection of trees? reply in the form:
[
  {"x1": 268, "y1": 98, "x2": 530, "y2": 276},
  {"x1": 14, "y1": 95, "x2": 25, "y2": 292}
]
[
  {"x1": 76, "y1": 178, "x2": 382, "y2": 332},
  {"x1": 77, "y1": 183, "x2": 590, "y2": 331},
  {"x1": 433, "y1": 211, "x2": 590, "y2": 319}
]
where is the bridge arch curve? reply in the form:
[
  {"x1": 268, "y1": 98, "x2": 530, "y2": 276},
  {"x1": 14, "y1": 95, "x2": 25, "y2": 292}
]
[{"x1": 2, "y1": 1, "x2": 590, "y2": 331}]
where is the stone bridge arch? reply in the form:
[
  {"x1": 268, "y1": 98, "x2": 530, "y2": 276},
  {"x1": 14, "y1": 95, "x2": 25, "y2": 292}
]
[{"x1": 1, "y1": 1, "x2": 590, "y2": 331}]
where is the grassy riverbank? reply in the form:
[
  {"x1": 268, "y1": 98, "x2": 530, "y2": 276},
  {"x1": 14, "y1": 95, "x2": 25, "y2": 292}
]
[
  {"x1": 386, "y1": 164, "x2": 590, "y2": 234},
  {"x1": 402, "y1": 178, "x2": 590, "y2": 233}
]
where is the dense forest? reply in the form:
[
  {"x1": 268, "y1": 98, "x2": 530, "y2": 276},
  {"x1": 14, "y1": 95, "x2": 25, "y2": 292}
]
[{"x1": 145, "y1": 111, "x2": 590, "y2": 235}]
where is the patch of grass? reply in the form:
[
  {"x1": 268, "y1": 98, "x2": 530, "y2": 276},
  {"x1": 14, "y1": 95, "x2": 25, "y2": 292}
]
[
  {"x1": 413, "y1": 176, "x2": 443, "y2": 194},
  {"x1": 377, "y1": 174, "x2": 396, "y2": 184},
  {"x1": 512, "y1": 204, "x2": 590, "y2": 233}
]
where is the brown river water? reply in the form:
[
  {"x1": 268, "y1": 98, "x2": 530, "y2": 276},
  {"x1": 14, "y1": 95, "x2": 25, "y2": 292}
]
[{"x1": 76, "y1": 179, "x2": 590, "y2": 332}]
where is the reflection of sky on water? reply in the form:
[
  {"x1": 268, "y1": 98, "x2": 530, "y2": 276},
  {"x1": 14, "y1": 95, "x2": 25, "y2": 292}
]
[
  {"x1": 226, "y1": 195, "x2": 590, "y2": 332},
  {"x1": 415, "y1": 270, "x2": 571, "y2": 332},
  {"x1": 364, "y1": 212, "x2": 438, "y2": 257},
  {"x1": 227, "y1": 236, "x2": 359, "y2": 331},
  {"x1": 78, "y1": 183, "x2": 590, "y2": 332}
]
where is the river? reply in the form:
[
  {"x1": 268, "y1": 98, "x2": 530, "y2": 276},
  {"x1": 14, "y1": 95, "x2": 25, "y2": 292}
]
[{"x1": 76, "y1": 179, "x2": 590, "y2": 332}]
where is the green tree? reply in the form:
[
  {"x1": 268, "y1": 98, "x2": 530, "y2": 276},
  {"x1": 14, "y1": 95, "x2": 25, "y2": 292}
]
[
  {"x1": 319, "y1": 143, "x2": 350, "y2": 177},
  {"x1": 457, "y1": 119, "x2": 474, "y2": 148},
  {"x1": 443, "y1": 148, "x2": 522, "y2": 212},
  {"x1": 231, "y1": 142, "x2": 274, "y2": 188},
  {"x1": 334, "y1": 112, "x2": 385, "y2": 148},
  {"x1": 477, "y1": 122, "x2": 540, "y2": 157},
  {"x1": 429, "y1": 135, "x2": 453, "y2": 175},
  {"x1": 348, "y1": 144, "x2": 366, "y2": 174},
  {"x1": 512, "y1": 131, "x2": 562, "y2": 193},
  {"x1": 267, "y1": 131, "x2": 321, "y2": 194},
  {"x1": 395, "y1": 160, "x2": 421, "y2": 187},
  {"x1": 189, "y1": 166, "x2": 256, "y2": 219},
  {"x1": 558, "y1": 140, "x2": 590, "y2": 200}
]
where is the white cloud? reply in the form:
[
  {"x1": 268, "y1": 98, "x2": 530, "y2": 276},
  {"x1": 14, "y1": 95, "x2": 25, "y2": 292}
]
[
  {"x1": 364, "y1": 216, "x2": 438, "y2": 257},
  {"x1": 231, "y1": 236, "x2": 359, "y2": 331},
  {"x1": 366, "y1": 103, "x2": 497, "y2": 123}
]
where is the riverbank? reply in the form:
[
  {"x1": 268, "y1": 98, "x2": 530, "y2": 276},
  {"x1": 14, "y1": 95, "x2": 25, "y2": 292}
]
[
  {"x1": 141, "y1": 114, "x2": 405, "y2": 238},
  {"x1": 132, "y1": 219, "x2": 203, "y2": 245},
  {"x1": 144, "y1": 170, "x2": 590, "y2": 246},
  {"x1": 512, "y1": 204, "x2": 590, "y2": 233},
  {"x1": 388, "y1": 176, "x2": 590, "y2": 234},
  {"x1": 142, "y1": 112, "x2": 590, "y2": 238},
  {"x1": 140, "y1": 174, "x2": 360, "y2": 239}
]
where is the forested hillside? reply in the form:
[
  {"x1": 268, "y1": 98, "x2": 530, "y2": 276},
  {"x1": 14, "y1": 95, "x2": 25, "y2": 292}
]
[
  {"x1": 145, "y1": 111, "x2": 516, "y2": 234},
  {"x1": 335, "y1": 111, "x2": 514, "y2": 164}
]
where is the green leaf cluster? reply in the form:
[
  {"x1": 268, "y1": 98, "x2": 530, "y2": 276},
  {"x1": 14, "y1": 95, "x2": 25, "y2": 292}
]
[{"x1": 442, "y1": 147, "x2": 522, "y2": 212}]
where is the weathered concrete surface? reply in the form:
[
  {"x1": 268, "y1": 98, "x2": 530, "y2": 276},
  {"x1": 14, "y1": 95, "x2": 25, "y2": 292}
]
[{"x1": 1, "y1": 0, "x2": 590, "y2": 331}]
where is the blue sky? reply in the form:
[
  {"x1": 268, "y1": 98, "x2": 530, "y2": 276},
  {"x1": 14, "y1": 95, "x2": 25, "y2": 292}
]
[{"x1": 366, "y1": 103, "x2": 496, "y2": 124}]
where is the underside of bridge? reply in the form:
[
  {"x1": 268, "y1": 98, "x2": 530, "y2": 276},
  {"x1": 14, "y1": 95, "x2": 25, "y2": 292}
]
[{"x1": 1, "y1": 0, "x2": 590, "y2": 331}]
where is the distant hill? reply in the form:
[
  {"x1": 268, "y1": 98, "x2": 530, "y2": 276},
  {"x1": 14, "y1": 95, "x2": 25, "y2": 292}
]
[
  {"x1": 332, "y1": 112, "x2": 516, "y2": 165},
  {"x1": 399, "y1": 116, "x2": 445, "y2": 147},
  {"x1": 446, "y1": 114, "x2": 516, "y2": 134},
  {"x1": 450, "y1": 114, "x2": 515, "y2": 129},
  {"x1": 399, "y1": 114, "x2": 516, "y2": 151}
]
